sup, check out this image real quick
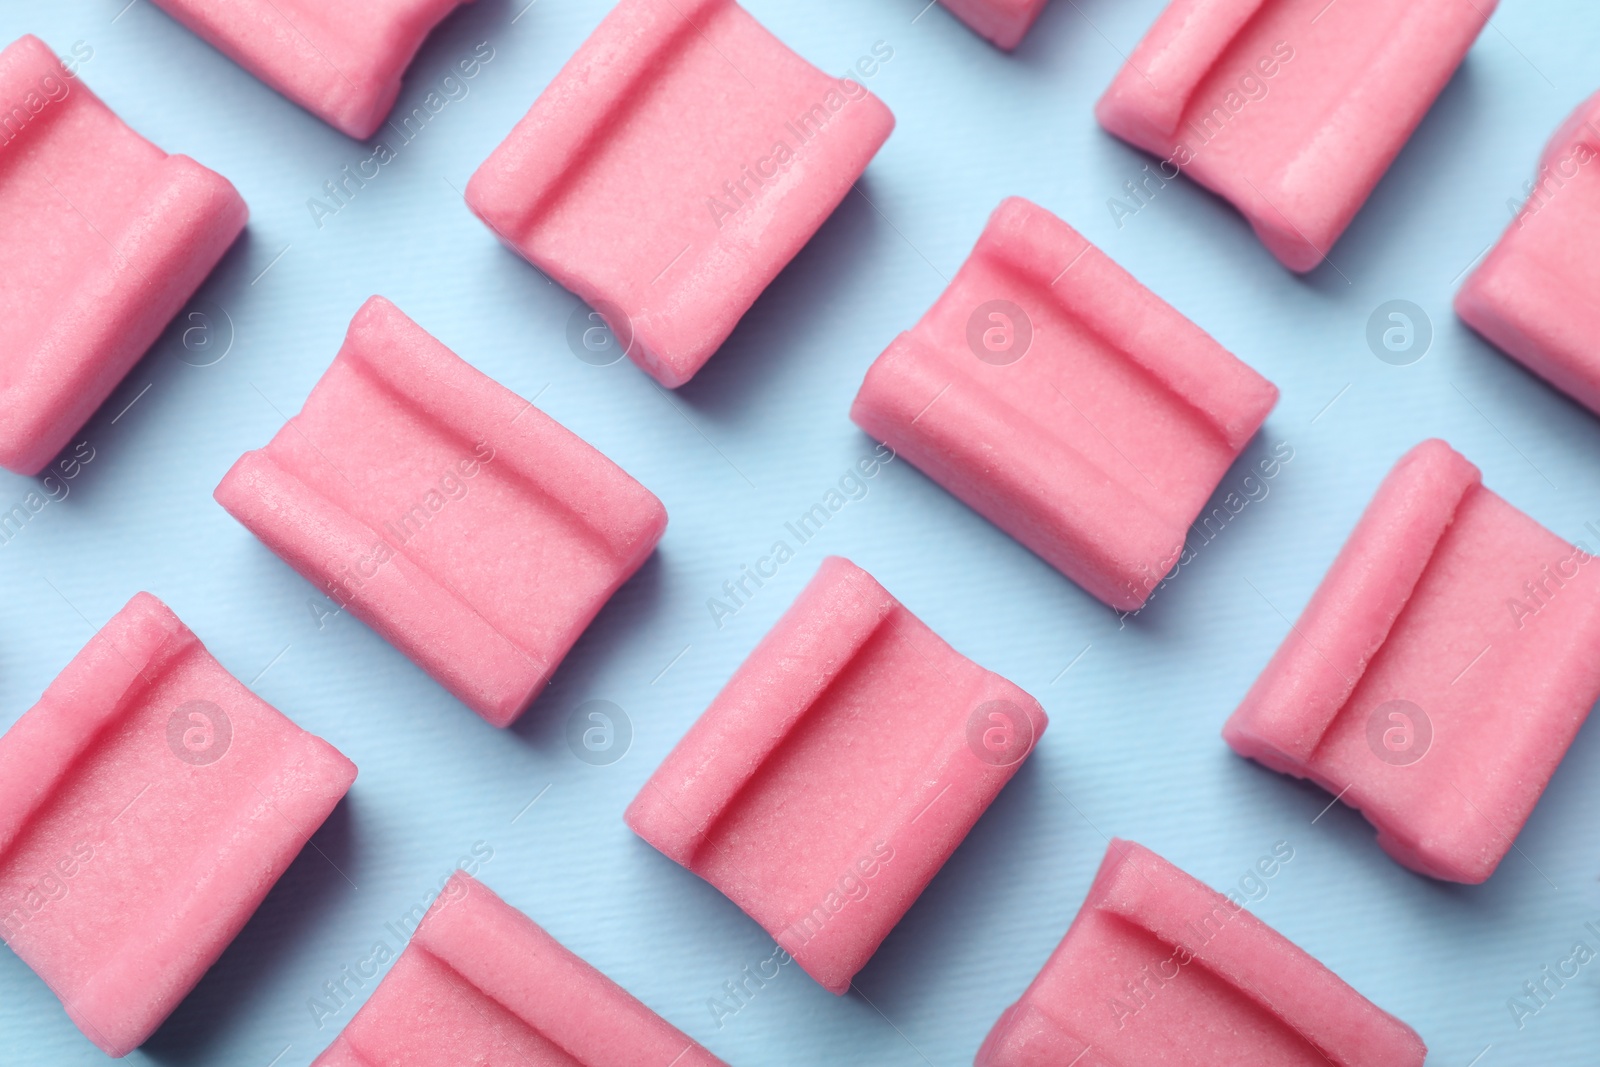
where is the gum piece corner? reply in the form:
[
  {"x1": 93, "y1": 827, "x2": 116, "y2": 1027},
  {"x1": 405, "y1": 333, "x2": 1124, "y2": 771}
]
[{"x1": 937, "y1": 0, "x2": 1052, "y2": 51}]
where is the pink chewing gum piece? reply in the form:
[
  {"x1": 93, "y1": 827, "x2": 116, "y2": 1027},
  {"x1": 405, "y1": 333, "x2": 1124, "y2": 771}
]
[
  {"x1": 1095, "y1": 0, "x2": 1497, "y2": 272},
  {"x1": 147, "y1": 0, "x2": 473, "y2": 139},
  {"x1": 1225, "y1": 440, "x2": 1600, "y2": 884},
  {"x1": 0, "y1": 34, "x2": 247, "y2": 476},
  {"x1": 937, "y1": 0, "x2": 1051, "y2": 51},
  {"x1": 976, "y1": 840, "x2": 1425, "y2": 1067},
  {"x1": 850, "y1": 197, "x2": 1278, "y2": 611},
  {"x1": 312, "y1": 871, "x2": 726, "y2": 1067},
  {"x1": 1456, "y1": 91, "x2": 1600, "y2": 412},
  {"x1": 626, "y1": 556, "x2": 1047, "y2": 994},
  {"x1": 464, "y1": 0, "x2": 894, "y2": 388},
  {"x1": 214, "y1": 296, "x2": 666, "y2": 728},
  {"x1": 0, "y1": 592, "x2": 356, "y2": 1057}
]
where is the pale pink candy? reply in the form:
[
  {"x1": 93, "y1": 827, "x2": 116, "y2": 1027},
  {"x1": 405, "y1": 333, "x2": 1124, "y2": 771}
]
[
  {"x1": 148, "y1": 0, "x2": 472, "y2": 139},
  {"x1": 465, "y1": 0, "x2": 894, "y2": 387},
  {"x1": 850, "y1": 197, "x2": 1278, "y2": 611},
  {"x1": 976, "y1": 840, "x2": 1426, "y2": 1066},
  {"x1": 0, "y1": 592, "x2": 356, "y2": 1057},
  {"x1": 1225, "y1": 440, "x2": 1600, "y2": 883},
  {"x1": 312, "y1": 871, "x2": 724, "y2": 1066},
  {"x1": 214, "y1": 296, "x2": 666, "y2": 728},
  {"x1": 626, "y1": 556, "x2": 1046, "y2": 994},
  {"x1": 938, "y1": 0, "x2": 1050, "y2": 51},
  {"x1": 1096, "y1": 0, "x2": 1497, "y2": 272},
  {"x1": 1457, "y1": 90, "x2": 1600, "y2": 412},
  {"x1": 0, "y1": 34, "x2": 246, "y2": 476}
]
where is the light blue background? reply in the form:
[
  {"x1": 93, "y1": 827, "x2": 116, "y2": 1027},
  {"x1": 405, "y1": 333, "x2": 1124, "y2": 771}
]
[{"x1": 1, "y1": 0, "x2": 1597, "y2": 1063}]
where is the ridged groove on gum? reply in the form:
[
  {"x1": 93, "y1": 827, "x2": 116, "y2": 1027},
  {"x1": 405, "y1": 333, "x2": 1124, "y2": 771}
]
[
  {"x1": 626, "y1": 556, "x2": 1046, "y2": 994},
  {"x1": 147, "y1": 0, "x2": 473, "y2": 139},
  {"x1": 313, "y1": 872, "x2": 725, "y2": 1066},
  {"x1": 1224, "y1": 440, "x2": 1480, "y2": 771},
  {"x1": 975, "y1": 840, "x2": 1426, "y2": 1067},
  {"x1": 214, "y1": 296, "x2": 666, "y2": 727},
  {"x1": 1455, "y1": 91, "x2": 1600, "y2": 415},
  {"x1": 1095, "y1": 0, "x2": 1497, "y2": 272},
  {"x1": 0, "y1": 593, "x2": 355, "y2": 1056},
  {"x1": 0, "y1": 34, "x2": 246, "y2": 476},
  {"x1": 850, "y1": 197, "x2": 1277, "y2": 611}
]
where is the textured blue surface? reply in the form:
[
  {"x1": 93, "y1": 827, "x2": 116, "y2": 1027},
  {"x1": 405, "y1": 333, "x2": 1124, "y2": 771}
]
[{"x1": 1, "y1": 1, "x2": 1598, "y2": 1063}]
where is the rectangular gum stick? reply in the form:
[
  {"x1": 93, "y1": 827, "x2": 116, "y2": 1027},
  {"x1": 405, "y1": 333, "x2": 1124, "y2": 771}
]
[
  {"x1": 1095, "y1": 0, "x2": 1497, "y2": 270},
  {"x1": 627, "y1": 556, "x2": 1046, "y2": 993},
  {"x1": 976, "y1": 840, "x2": 1425, "y2": 1066},
  {"x1": 0, "y1": 34, "x2": 246, "y2": 475},
  {"x1": 0, "y1": 593, "x2": 355, "y2": 1056},
  {"x1": 466, "y1": 0, "x2": 894, "y2": 386},
  {"x1": 215, "y1": 297, "x2": 666, "y2": 727},
  {"x1": 313, "y1": 871, "x2": 725, "y2": 1066}
]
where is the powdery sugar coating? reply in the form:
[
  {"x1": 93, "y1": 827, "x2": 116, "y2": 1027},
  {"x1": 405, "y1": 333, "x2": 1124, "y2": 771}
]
[
  {"x1": 850, "y1": 197, "x2": 1277, "y2": 611},
  {"x1": 214, "y1": 296, "x2": 666, "y2": 728},
  {"x1": 626, "y1": 556, "x2": 1046, "y2": 994},
  {"x1": 0, "y1": 34, "x2": 246, "y2": 475},
  {"x1": 0, "y1": 593, "x2": 356, "y2": 1056},
  {"x1": 465, "y1": 0, "x2": 894, "y2": 387}
]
